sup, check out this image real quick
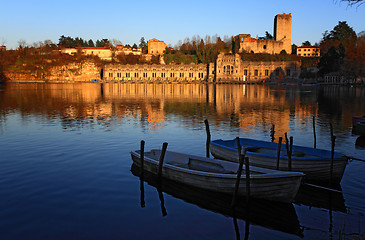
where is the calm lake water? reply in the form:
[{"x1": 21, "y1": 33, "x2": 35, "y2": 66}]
[{"x1": 0, "y1": 83, "x2": 365, "y2": 240}]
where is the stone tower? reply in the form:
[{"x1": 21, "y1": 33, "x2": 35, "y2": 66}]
[{"x1": 274, "y1": 13, "x2": 292, "y2": 54}]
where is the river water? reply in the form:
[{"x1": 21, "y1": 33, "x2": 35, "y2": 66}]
[{"x1": 0, "y1": 83, "x2": 364, "y2": 240}]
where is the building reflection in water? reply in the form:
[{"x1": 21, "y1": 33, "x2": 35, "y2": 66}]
[{"x1": 1, "y1": 83, "x2": 364, "y2": 135}]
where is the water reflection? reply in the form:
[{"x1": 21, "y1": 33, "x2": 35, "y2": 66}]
[
  {"x1": 294, "y1": 184, "x2": 347, "y2": 213},
  {"x1": 1, "y1": 83, "x2": 364, "y2": 137},
  {"x1": 131, "y1": 164, "x2": 303, "y2": 238}
]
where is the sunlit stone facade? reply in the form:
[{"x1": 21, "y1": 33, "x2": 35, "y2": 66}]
[
  {"x1": 103, "y1": 53, "x2": 300, "y2": 83},
  {"x1": 239, "y1": 13, "x2": 292, "y2": 54},
  {"x1": 103, "y1": 63, "x2": 207, "y2": 82}
]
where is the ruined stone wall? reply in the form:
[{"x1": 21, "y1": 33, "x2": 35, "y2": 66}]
[
  {"x1": 274, "y1": 13, "x2": 292, "y2": 54},
  {"x1": 239, "y1": 35, "x2": 285, "y2": 54},
  {"x1": 239, "y1": 13, "x2": 292, "y2": 55}
]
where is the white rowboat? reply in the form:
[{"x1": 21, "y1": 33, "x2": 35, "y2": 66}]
[{"x1": 131, "y1": 149, "x2": 304, "y2": 203}]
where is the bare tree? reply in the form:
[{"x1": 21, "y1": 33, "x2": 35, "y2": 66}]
[{"x1": 339, "y1": 0, "x2": 364, "y2": 6}]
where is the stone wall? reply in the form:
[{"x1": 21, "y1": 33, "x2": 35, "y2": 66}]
[{"x1": 239, "y1": 13, "x2": 292, "y2": 55}]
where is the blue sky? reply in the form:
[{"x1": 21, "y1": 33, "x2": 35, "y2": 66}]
[{"x1": 1, "y1": 0, "x2": 364, "y2": 49}]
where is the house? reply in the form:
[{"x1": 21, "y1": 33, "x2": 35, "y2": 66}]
[
  {"x1": 148, "y1": 39, "x2": 167, "y2": 55},
  {"x1": 297, "y1": 46, "x2": 320, "y2": 57}
]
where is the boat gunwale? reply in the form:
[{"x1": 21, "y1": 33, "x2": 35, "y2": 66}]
[{"x1": 210, "y1": 138, "x2": 347, "y2": 161}]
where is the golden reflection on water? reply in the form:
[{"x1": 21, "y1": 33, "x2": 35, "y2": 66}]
[{"x1": 1, "y1": 83, "x2": 364, "y2": 134}]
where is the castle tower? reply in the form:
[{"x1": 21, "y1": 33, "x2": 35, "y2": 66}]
[{"x1": 274, "y1": 13, "x2": 292, "y2": 54}]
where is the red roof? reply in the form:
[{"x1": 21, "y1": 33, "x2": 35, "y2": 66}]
[
  {"x1": 297, "y1": 46, "x2": 319, "y2": 49},
  {"x1": 76, "y1": 46, "x2": 110, "y2": 50}
]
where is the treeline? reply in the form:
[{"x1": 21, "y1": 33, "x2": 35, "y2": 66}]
[
  {"x1": 318, "y1": 21, "x2": 365, "y2": 77},
  {"x1": 164, "y1": 35, "x2": 230, "y2": 64},
  {"x1": 58, "y1": 36, "x2": 118, "y2": 48},
  {"x1": 163, "y1": 33, "x2": 296, "y2": 65},
  {"x1": 58, "y1": 35, "x2": 142, "y2": 49}
]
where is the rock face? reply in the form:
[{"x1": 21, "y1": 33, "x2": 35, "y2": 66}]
[
  {"x1": 5, "y1": 60, "x2": 101, "y2": 82},
  {"x1": 48, "y1": 61, "x2": 101, "y2": 82}
]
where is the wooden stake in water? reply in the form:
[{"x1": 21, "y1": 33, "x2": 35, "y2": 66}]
[
  {"x1": 313, "y1": 116, "x2": 317, "y2": 149},
  {"x1": 158, "y1": 142, "x2": 168, "y2": 180},
  {"x1": 276, "y1": 137, "x2": 283, "y2": 170},
  {"x1": 204, "y1": 119, "x2": 211, "y2": 158},
  {"x1": 330, "y1": 128, "x2": 336, "y2": 186},
  {"x1": 289, "y1": 136, "x2": 293, "y2": 171},
  {"x1": 244, "y1": 156, "x2": 251, "y2": 200},
  {"x1": 231, "y1": 137, "x2": 245, "y2": 208},
  {"x1": 140, "y1": 140, "x2": 145, "y2": 177},
  {"x1": 270, "y1": 124, "x2": 275, "y2": 142}
]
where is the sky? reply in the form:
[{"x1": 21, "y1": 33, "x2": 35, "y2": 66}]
[{"x1": 1, "y1": 0, "x2": 364, "y2": 50}]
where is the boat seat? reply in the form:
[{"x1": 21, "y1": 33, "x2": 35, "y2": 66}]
[
  {"x1": 243, "y1": 146, "x2": 260, "y2": 152},
  {"x1": 188, "y1": 158, "x2": 235, "y2": 174}
]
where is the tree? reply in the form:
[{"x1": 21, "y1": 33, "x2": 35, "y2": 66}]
[
  {"x1": 139, "y1": 37, "x2": 147, "y2": 49},
  {"x1": 302, "y1": 41, "x2": 311, "y2": 46},
  {"x1": 88, "y1": 39, "x2": 95, "y2": 47},
  {"x1": 322, "y1": 21, "x2": 357, "y2": 43},
  {"x1": 340, "y1": 0, "x2": 364, "y2": 6},
  {"x1": 291, "y1": 44, "x2": 297, "y2": 55},
  {"x1": 318, "y1": 44, "x2": 345, "y2": 75},
  {"x1": 265, "y1": 31, "x2": 273, "y2": 40}
]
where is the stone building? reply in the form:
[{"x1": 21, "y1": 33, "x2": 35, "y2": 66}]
[
  {"x1": 103, "y1": 63, "x2": 207, "y2": 82},
  {"x1": 76, "y1": 47, "x2": 113, "y2": 61},
  {"x1": 239, "y1": 13, "x2": 292, "y2": 54},
  {"x1": 215, "y1": 53, "x2": 300, "y2": 82},
  {"x1": 297, "y1": 46, "x2": 320, "y2": 57},
  {"x1": 148, "y1": 38, "x2": 167, "y2": 55},
  {"x1": 102, "y1": 52, "x2": 300, "y2": 83}
]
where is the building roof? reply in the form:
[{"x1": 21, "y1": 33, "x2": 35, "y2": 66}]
[
  {"x1": 297, "y1": 46, "x2": 319, "y2": 49},
  {"x1": 76, "y1": 46, "x2": 110, "y2": 50}
]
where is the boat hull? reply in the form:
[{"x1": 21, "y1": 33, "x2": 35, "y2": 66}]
[
  {"x1": 131, "y1": 150, "x2": 303, "y2": 203},
  {"x1": 210, "y1": 138, "x2": 348, "y2": 183}
]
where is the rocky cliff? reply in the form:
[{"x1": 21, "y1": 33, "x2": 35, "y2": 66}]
[{"x1": 5, "y1": 60, "x2": 101, "y2": 82}]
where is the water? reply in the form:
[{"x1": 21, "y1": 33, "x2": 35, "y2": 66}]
[{"x1": 0, "y1": 83, "x2": 364, "y2": 240}]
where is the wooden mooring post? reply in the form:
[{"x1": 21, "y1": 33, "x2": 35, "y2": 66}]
[
  {"x1": 244, "y1": 156, "x2": 250, "y2": 201},
  {"x1": 231, "y1": 137, "x2": 246, "y2": 208},
  {"x1": 276, "y1": 137, "x2": 283, "y2": 170},
  {"x1": 157, "y1": 142, "x2": 168, "y2": 180},
  {"x1": 204, "y1": 119, "x2": 211, "y2": 158},
  {"x1": 270, "y1": 124, "x2": 275, "y2": 142},
  {"x1": 140, "y1": 140, "x2": 145, "y2": 177},
  {"x1": 313, "y1": 116, "x2": 317, "y2": 149},
  {"x1": 330, "y1": 124, "x2": 336, "y2": 186},
  {"x1": 285, "y1": 133, "x2": 293, "y2": 171},
  {"x1": 289, "y1": 136, "x2": 293, "y2": 171}
]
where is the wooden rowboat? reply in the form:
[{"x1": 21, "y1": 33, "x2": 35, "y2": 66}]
[
  {"x1": 210, "y1": 138, "x2": 348, "y2": 183},
  {"x1": 130, "y1": 149, "x2": 304, "y2": 203}
]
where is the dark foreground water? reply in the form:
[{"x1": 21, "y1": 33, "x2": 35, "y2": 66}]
[{"x1": 0, "y1": 83, "x2": 364, "y2": 240}]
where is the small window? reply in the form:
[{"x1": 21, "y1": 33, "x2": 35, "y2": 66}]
[
  {"x1": 265, "y1": 70, "x2": 269, "y2": 76},
  {"x1": 263, "y1": 45, "x2": 267, "y2": 50},
  {"x1": 254, "y1": 70, "x2": 258, "y2": 76}
]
